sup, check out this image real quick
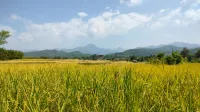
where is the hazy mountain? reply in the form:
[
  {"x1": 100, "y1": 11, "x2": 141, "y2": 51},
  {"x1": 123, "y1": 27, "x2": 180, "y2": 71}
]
[
  {"x1": 168, "y1": 42, "x2": 200, "y2": 49},
  {"x1": 112, "y1": 45, "x2": 183, "y2": 57},
  {"x1": 146, "y1": 42, "x2": 200, "y2": 49},
  {"x1": 24, "y1": 50, "x2": 90, "y2": 58},
  {"x1": 62, "y1": 44, "x2": 125, "y2": 55},
  {"x1": 22, "y1": 49, "x2": 38, "y2": 52},
  {"x1": 24, "y1": 42, "x2": 200, "y2": 58}
]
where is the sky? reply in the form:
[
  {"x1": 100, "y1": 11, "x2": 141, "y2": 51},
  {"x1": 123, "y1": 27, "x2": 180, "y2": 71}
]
[{"x1": 0, "y1": 0, "x2": 200, "y2": 50}]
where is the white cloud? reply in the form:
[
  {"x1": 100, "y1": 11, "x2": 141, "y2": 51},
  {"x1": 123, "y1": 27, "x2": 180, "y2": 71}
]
[
  {"x1": 10, "y1": 14, "x2": 33, "y2": 25},
  {"x1": 160, "y1": 9, "x2": 166, "y2": 13},
  {"x1": 180, "y1": 0, "x2": 200, "y2": 7},
  {"x1": 5, "y1": 11, "x2": 151, "y2": 49},
  {"x1": 11, "y1": 14, "x2": 22, "y2": 20},
  {"x1": 17, "y1": 18, "x2": 88, "y2": 49},
  {"x1": 105, "y1": 7, "x2": 110, "y2": 10},
  {"x1": 181, "y1": 0, "x2": 200, "y2": 4},
  {"x1": 19, "y1": 11, "x2": 150, "y2": 41},
  {"x1": 159, "y1": 8, "x2": 169, "y2": 13},
  {"x1": 87, "y1": 11, "x2": 150, "y2": 37},
  {"x1": 184, "y1": 9, "x2": 200, "y2": 20},
  {"x1": 0, "y1": 25, "x2": 17, "y2": 36},
  {"x1": 18, "y1": 33, "x2": 34, "y2": 43},
  {"x1": 150, "y1": 8, "x2": 182, "y2": 29},
  {"x1": 101, "y1": 11, "x2": 120, "y2": 19},
  {"x1": 150, "y1": 5, "x2": 200, "y2": 30},
  {"x1": 180, "y1": 0, "x2": 188, "y2": 5},
  {"x1": 78, "y1": 12, "x2": 88, "y2": 17},
  {"x1": 120, "y1": 0, "x2": 142, "y2": 7}
]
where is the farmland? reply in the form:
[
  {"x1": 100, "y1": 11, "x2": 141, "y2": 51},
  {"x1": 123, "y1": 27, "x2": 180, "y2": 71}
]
[{"x1": 0, "y1": 59, "x2": 200, "y2": 111}]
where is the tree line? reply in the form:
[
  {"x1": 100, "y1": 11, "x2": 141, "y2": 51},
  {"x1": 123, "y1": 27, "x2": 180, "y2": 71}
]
[
  {"x1": 128, "y1": 47, "x2": 200, "y2": 65},
  {"x1": 27, "y1": 47, "x2": 200, "y2": 65},
  {"x1": 0, "y1": 30, "x2": 24, "y2": 61},
  {"x1": 0, "y1": 48, "x2": 24, "y2": 60}
]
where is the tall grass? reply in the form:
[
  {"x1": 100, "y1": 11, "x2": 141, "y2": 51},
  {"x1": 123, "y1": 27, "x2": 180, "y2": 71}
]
[{"x1": 0, "y1": 62, "x2": 200, "y2": 111}]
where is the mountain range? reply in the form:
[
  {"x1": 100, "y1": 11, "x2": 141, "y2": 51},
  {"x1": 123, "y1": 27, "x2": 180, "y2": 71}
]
[
  {"x1": 60, "y1": 44, "x2": 124, "y2": 55},
  {"x1": 24, "y1": 50, "x2": 90, "y2": 58},
  {"x1": 114, "y1": 45, "x2": 183, "y2": 57},
  {"x1": 24, "y1": 42, "x2": 200, "y2": 58},
  {"x1": 146, "y1": 42, "x2": 200, "y2": 49}
]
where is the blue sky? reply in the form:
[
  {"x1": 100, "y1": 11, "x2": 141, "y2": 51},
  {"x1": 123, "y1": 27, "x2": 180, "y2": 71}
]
[{"x1": 0, "y1": 0, "x2": 200, "y2": 50}]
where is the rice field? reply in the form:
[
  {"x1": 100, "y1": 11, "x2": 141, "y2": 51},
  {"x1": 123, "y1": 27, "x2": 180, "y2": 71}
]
[{"x1": 0, "y1": 59, "x2": 200, "y2": 111}]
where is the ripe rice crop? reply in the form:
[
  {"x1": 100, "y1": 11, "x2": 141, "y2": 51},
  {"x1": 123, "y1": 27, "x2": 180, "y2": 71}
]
[{"x1": 0, "y1": 60, "x2": 200, "y2": 111}]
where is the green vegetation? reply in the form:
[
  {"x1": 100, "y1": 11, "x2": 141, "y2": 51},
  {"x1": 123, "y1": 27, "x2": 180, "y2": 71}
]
[
  {"x1": 0, "y1": 48, "x2": 24, "y2": 60},
  {"x1": 24, "y1": 50, "x2": 90, "y2": 59},
  {"x1": 0, "y1": 30, "x2": 24, "y2": 61},
  {"x1": 0, "y1": 30, "x2": 10, "y2": 45},
  {"x1": 164, "y1": 51, "x2": 183, "y2": 65},
  {"x1": 113, "y1": 45, "x2": 183, "y2": 58},
  {"x1": 181, "y1": 47, "x2": 190, "y2": 58},
  {"x1": 23, "y1": 47, "x2": 200, "y2": 65}
]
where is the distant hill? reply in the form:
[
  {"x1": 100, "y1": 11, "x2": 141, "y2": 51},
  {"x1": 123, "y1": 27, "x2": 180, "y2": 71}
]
[
  {"x1": 24, "y1": 50, "x2": 90, "y2": 58},
  {"x1": 24, "y1": 42, "x2": 200, "y2": 58},
  {"x1": 190, "y1": 47, "x2": 200, "y2": 54},
  {"x1": 62, "y1": 44, "x2": 125, "y2": 55},
  {"x1": 112, "y1": 45, "x2": 183, "y2": 57},
  {"x1": 169, "y1": 42, "x2": 200, "y2": 49},
  {"x1": 146, "y1": 42, "x2": 200, "y2": 49}
]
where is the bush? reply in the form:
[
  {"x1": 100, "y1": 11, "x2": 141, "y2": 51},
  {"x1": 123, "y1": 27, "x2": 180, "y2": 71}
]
[
  {"x1": 165, "y1": 55, "x2": 175, "y2": 65},
  {"x1": 165, "y1": 51, "x2": 183, "y2": 65},
  {"x1": 172, "y1": 51, "x2": 183, "y2": 64},
  {"x1": 187, "y1": 55, "x2": 194, "y2": 62},
  {"x1": 54, "y1": 56, "x2": 61, "y2": 59},
  {"x1": 156, "y1": 52, "x2": 165, "y2": 60}
]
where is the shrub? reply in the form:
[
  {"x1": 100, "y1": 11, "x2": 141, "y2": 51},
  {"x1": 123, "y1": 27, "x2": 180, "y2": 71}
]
[
  {"x1": 40, "y1": 56, "x2": 49, "y2": 59},
  {"x1": 54, "y1": 56, "x2": 61, "y2": 59},
  {"x1": 165, "y1": 55, "x2": 175, "y2": 65},
  {"x1": 156, "y1": 52, "x2": 165, "y2": 60},
  {"x1": 172, "y1": 51, "x2": 183, "y2": 64},
  {"x1": 165, "y1": 52, "x2": 183, "y2": 65}
]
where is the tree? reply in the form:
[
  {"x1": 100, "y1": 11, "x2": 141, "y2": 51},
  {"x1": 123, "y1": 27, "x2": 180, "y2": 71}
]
[
  {"x1": 14, "y1": 50, "x2": 24, "y2": 59},
  {"x1": 172, "y1": 51, "x2": 182, "y2": 64},
  {"x1": 196, "y1": 49, "x2": 200, "y2": 59},
  {"x1": 156, "y1": 52, "x2": 165, "y2": 60},
  {"x1": 0, "y1": 30, "x2": 24, "y2": 61},
  {"x1": 7, "y1": 50, "x2": 16, "y2": 59},
  {"x1": 138, "y1": 56, "x2": 144, "y2": 62},
  {"x1": 129, "y1": 55, "x2": 137, "y2": 61},
  {"x1": 0, "y1": 30, "x2": 11, "y2": 45},
  {"x1": 181, "y1": 47, "x2": 190, "y2": 58},
  {"x1": 165, "y1": 55, "x2": 175, "y2": 65},
  {"x1": 187, "y1": 55, "x2": 194, "y2": 62},
  {"x1": 0, "y1": 49, "x2": 24, "y2": 61},
  {"x1": 91, "y1": 54, "x2": 98, "y2": 60},
  {"x1": 164, "y1": 51, "x2": 183, "y2": 65},
  {"x1": 54, "y1": 56, "x2": 61, "y2": 59},
  {"x1": 0, "y1": 48, "x2": 8, "y2": 60}
]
